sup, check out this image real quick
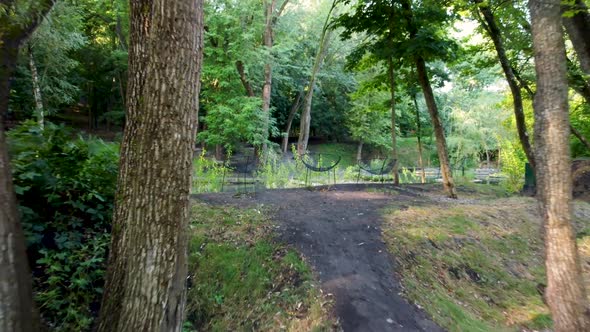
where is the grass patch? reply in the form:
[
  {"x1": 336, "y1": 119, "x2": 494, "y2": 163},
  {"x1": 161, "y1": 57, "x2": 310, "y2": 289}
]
[
  {"x1": 382, "y1": 197, "x2": 590, "y2": 331},
  {"x1": 185, "y1": 202, "x2": 336, "y2": 331},
  {"x1": 308, "y1": 143, "x2": 357, "y2": 168},
  {"x1": 397, "y1": 136, "x2": 437, "y2": 168}
]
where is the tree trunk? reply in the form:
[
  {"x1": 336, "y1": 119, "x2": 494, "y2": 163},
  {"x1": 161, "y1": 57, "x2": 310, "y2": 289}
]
[
  {"x1": 0, "y1": 43, "x2": 40, "y2": 332},
  {"x1": 474, "y1": 0, "x2": 536, "y2": 172},
  {"x1": 281, "y1": 90, "x2": 303, "y2": 153},
  {"x1": 413, "y1": 93, "x2": 426, "y2": 184},
  {"x1": 530, "y1": 1, "x2": 590, "y2": 331},
  {"x1": 387, "y1": 56, "x2": 399, "y2": 184},
  {"x1": 356, "y1": 141, "x2": 363, "y2": 161},
  {"x1": 215, "y1": 144, "x2": 223, "y2": 161},
  {"x1": 1, "y1": 1, "x2": 54, "y2": 329},
  {"x1": 562, "y1": 0, "x2": 590, "y2": 79},
  {"x1": 297, "y1": 1, "x2": 337, "y2": 155},
  {"x1": 401, "y1": 0, "x2": 455, "y2": 198},
  {"x1": 96, "y1": 1, "x2": 203, "y2": 331},
  {"x1": 261, "y1": 0, "x2": 277, "y2": 157},
  {"x1": 235, "y1": 60, "x2": 255, "y2": 97},
  {"x1": 28, "y1": 47, "x2": 44, "y2": 130},
  {"x1": 415, "y1": 58, "x2": 456, "y2": 198}
]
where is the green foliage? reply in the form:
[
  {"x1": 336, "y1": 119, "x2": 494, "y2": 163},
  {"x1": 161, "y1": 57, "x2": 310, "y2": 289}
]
[
  {"x1": 346, "y1": 63, "x2": 392, "y2": 150},
  {"x1": 499, "y1": 139, "x2": 526, "y2": 193},
  {"x1": 198, "y1": 97, "x2": 267, "y2": 149},
  {"x1": 8, "y1": 121, "x2": 118, "y2": 331},
  {"x1": 570, "y1": 96, "x2": 590, "y2": 158},
  {"x1": 192, "y1": 149, "x2": 231, "y2": 193},
  {"x1": 258, "y1": 150, "x2": 300, "y2": 189},
  {"x1": 10, "y1": 0, "x2": 86, "y2": 118}
]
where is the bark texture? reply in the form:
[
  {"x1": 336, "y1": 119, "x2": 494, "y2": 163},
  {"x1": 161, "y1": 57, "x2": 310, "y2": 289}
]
[
  {"x1": 0, "y1": 1, "x2": 54, "y2": 330},
  {"x1": 530, "y1": 0, "x2": 590, "y2": 330},
  {"x1": 474, "y1": 0, "x2": 536, "y2": 171},
  {"x1": 96, "y1": 0, "x2": 203, "y2": 331}
]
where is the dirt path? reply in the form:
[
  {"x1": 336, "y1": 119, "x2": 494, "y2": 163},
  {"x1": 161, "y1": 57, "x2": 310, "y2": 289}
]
[{"x1": 196, "y1": 184, "x2": 444, "y2": 332}]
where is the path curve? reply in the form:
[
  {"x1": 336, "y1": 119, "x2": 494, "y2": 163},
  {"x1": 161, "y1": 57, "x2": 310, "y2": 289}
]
[{"x1": 196, "y1": 184, "x2": 444, "y2": 332}]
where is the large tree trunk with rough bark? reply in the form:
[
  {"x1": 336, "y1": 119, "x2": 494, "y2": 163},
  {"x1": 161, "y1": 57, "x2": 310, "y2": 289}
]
[
  {"x1": 0, "y1": 1, "x2": 54, "y2": 330},
  {"x1": 415, "y1": 57, "x2": 457, "y2": 198},
  {"x1": 474, "y1": 0, "x2": 536, "y2": 172},
  {"x1": 387, "y1": 56, "x2": 399, "y2": 184},
  {"x1": 562, "y1": 0, "x2": 590, "y2": 79},
  {"x1": 297, "y1": 1, "x2": 336, "y2": 155},
  {"x1": 530, "y1": 1, "x2": 590, "y2": 330},
  {"x1": 96, "y1": 1, "x2": 203, "y2": 331}
]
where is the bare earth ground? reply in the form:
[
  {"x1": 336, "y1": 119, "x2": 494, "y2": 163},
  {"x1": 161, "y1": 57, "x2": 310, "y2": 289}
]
[{"x1": 195, "y1": 184, "x2": 445, "y2": 332}]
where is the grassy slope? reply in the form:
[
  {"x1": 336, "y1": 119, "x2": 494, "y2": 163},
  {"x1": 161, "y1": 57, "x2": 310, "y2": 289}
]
[
  {"x1": 382, "y1": 187, "x2": 590, "y2": 331},
  {"x1": 185, "y1": 202, "x2": 336, "y2": 332},
  {"x1": 307, "y1": 139, "x2": 438, "y2": 169},
  {"x1": 397, "y1": 137, "x2": 438, "y2": 168},
  {"x1": 308, "y1": 143, "x2": 357, "y2": 168}
]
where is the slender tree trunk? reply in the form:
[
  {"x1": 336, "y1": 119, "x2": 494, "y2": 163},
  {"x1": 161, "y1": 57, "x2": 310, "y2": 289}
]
[
  {"x1": 28, "y1": 47, "x2": 44, "y2": 129},
  {"x1": 356, "y1": 141, "x2": 363, "y2": 161},
  {"x1": 297, "y1": 1, "x2": 336, "y2": 155},
  {"x1": 474, "y1": 0, "x2": 536, "y2": 172},
  {"x1": 387, "y1": 56, "x2": 399, "y2": 184},
  {"x1": 401, "y1": 0, "x2": 455, "y2": 197},
  {"x1": 261, "y1": 0, "x2": 277, "y2": 157},
  {"x1": 215, "y1": 144, "x2": 223, "y2": 161},
  {"x1": 235, "y1": 60, "x2": 255, "y2": 97},
  {"x1": 415, "y1": 57, "x2": 456, "y2": 198},
  {"x1": 96, "y1": 1, "x2": 203, "y2": 331},
  {"x1": 562, "y1": 0, "x2": 590, "y2": 79},
  {"x1": 413, "y1": 93, "x2": 426, "y2": 183},
  {"x1": 282, "y1": 90, "x2": 303, "y2": 153},
  {"x1": 530, "y1": 1, "x2": 590, "y2": 331}
]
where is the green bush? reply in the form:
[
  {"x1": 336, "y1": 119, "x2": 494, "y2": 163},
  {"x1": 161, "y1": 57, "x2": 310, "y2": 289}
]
[{"x1": 8, "y1": 121, "x2": 118, "y2": 331}]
